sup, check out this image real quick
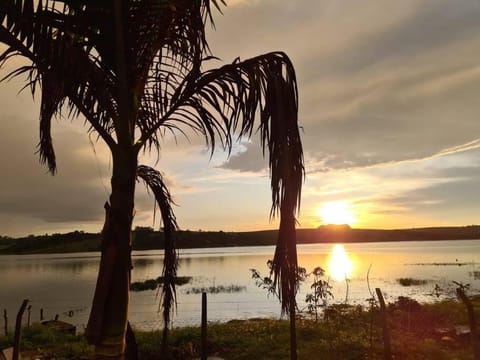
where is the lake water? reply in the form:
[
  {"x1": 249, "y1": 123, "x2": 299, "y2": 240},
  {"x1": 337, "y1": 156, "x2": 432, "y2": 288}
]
[{"x1": 0, "y1": 240, "x2": 479, "y2": 332}]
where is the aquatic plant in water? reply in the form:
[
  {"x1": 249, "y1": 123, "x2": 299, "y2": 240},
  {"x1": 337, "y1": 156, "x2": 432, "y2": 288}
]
[
  {"x1": 185, "y1": 284, "x2": 246, "y2": 294},
  {"x1": 130, "y1": 276, "x2": 192, "y2": 292},
  {"x1": 397, "y1": 278, "x2": 429, "y2": 287}
]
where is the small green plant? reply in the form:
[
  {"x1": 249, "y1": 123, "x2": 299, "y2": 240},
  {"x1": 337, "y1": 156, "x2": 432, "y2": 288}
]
[
  {"x1": 305, "y1": 267, "x2": 333, "y2": 321},
  {"x1": 251, "y1": 262, "x2": 333, "y2": 321},
  {"x1": 250, "y1": 270, "x2": 275, "y2": 295},
  {"x1": 250, "y1": 260, "x2": 308, "y2": 297}
]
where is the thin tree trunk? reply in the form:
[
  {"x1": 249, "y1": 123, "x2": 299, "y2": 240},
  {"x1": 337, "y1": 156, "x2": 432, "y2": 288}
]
[
  {"x1": 289, "y1": 299, "x2": 297, "y2": 360},
  {"x1": 86, "y1": 147, "x2": 137, "y2": 359}
]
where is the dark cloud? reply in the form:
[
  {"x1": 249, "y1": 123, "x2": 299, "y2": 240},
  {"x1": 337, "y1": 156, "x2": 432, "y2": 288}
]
[
  {"x1": 217, "y1": 142, "x2": 268, "y2": 172},
  {"x1": 0, "y1": 115, "x2": 109, "y2": 230}
]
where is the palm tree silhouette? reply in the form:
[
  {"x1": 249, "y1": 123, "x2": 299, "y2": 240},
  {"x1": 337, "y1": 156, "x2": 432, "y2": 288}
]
[{"x1": 0, "y1": 1, "x2": 304, "y2": 358}]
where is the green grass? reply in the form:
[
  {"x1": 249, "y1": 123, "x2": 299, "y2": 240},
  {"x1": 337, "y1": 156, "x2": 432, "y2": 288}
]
[
  {"x1": 1, "y1": 296, "x2": 479, "y2": 359},
  {"x1": 0, "y1": 324, "x2": 92, "y2": 358}
]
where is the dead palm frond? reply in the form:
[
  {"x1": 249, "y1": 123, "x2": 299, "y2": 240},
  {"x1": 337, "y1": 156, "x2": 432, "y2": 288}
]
[{"x1": 136, "y1": 165, "x2": 178, "y2": 330}]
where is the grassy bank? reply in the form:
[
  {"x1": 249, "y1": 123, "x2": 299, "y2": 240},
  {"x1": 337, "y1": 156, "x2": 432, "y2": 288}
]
[{"x1": 1, "y1": 296, "x2": 479, "y2": 359}]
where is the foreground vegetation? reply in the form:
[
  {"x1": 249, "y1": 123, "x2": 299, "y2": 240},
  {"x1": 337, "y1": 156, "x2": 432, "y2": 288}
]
[{"x1": 1, "y1": 296, "x2": 479, "y2": 359}]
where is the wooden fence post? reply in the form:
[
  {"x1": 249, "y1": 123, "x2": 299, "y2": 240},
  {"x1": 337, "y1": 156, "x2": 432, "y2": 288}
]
[
  {"x1": 13, "y1": 299, "x2": 29, "y2": 360},
  {"x1": 27, "y1": 305, "x2": 31, "y2": 328},
  {"x1": 3, "y1": 309, "x2": 7, "y2": 336},
  {"x1": 456, "y1": 288, "x2": 480, "y2": 360},
  {"x1": 201, "y1": 292, "x2": 207, "y2": 360},
  {"x1": 40, "y1": 308, "x2": 44, "y2": 321},
  {"x1": 375, "y1": 288, "x2": 392, "y2": 360}
]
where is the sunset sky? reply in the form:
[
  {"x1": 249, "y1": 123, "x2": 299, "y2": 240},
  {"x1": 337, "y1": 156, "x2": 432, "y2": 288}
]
[{"x1": 2, "y1": 0, "x2": 480, "y2": 237}]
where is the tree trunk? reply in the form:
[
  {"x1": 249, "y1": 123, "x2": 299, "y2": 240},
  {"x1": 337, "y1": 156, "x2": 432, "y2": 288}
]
[
  {"x1": 289, "y1": 298, "x2": 297, "y2": 360},
  {"x1": 86, "y1": 146, "x2": 137, "y2": 359}
]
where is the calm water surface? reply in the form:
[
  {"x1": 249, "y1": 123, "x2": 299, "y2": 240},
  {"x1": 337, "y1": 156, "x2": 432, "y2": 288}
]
[{"x1": 0, "y1": 240, "x2": 479, "y2": 331}]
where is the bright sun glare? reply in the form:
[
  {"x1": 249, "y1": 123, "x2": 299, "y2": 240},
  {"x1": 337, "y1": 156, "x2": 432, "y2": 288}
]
[
  {"x1": 328, "y1": 244, "x2": 354, "y2": 281},
  {"x1": 317, "y1": 201, "x2": 356, "y2": 226}
]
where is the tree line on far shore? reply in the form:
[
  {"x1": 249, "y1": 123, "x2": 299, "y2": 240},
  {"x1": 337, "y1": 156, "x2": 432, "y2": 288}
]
[{"x1": 1, "y1": 224, "x2": 479, "y2": 255}]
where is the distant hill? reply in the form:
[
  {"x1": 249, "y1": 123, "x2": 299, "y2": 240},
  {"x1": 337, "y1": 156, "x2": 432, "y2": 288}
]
[
  {"x1": 0, "y1": 231, "x2": 100, "y2": 254},
  {"x1": 298, "y1": 224, "x2": 480, "y2": 243},
  {"x1": 0, "y1": 225, "x2": 479, "y2": 255}
]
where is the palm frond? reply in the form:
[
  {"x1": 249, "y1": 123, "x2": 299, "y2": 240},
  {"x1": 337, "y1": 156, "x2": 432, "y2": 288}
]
[
  {"x1": 1, "y1": 0, "x2": 119, "y2": 156},
  {"x1": 1, "y1": 0, "x2": 303, "y2": 318},
  {"x1": 141, "y1": 51, "x2": 304, "y2": 313},
  {"x1": 1, "y1": 0, "x2": 221, "y2": 154},
  {"x1": 0, "y1": 0, "x2": 35, "y2": 47},
  {"x1": 37, "y1": 71, "x2": 63, "y2": 174},
  {"x1": 136, "y1": 165, "x2": 179, "y2": 330}
]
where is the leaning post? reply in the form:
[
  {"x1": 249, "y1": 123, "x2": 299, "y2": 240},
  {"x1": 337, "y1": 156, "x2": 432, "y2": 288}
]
[
  {"x1": 3, "y1": 309, "x2": 7, "y2": 336},
  {"x1": 375, "y1": 288, "x2": 392, "y2": 360},
  {"x1": 13, "y1": 299, "x2": 29, "y2": 360},
  {"x1": 27, "y1": 305, "x2": 31, "y2": 328}
]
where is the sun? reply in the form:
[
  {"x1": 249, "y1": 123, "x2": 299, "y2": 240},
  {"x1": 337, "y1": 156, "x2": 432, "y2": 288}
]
[{"x1": 317, "y1": 201, "x2": 356, "y2": 226}]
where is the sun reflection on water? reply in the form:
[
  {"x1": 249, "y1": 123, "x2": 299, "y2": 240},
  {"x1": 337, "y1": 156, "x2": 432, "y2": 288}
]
[{"x1": 328, "y1": 244, "x2": 354, "y2": 281}]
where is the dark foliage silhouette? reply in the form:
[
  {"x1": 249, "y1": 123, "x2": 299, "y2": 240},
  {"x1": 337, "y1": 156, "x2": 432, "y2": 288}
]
[{"x1": 0, "y1": 1, "x2": 303, "y2": 358}]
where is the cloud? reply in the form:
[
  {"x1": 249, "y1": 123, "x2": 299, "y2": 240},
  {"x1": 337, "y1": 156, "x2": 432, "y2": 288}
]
[
  {"x1": 314, "y1": 0, "x2": 480, "y2": 76},
  {"x1": 217, "y1": 141, "x2": 268, "y2": 172},
  {"x1": 211, "y1": 0, "x2": 480, "y2": 174},
  {"x1": 300, "y1": 4, "x2": 480, "y2": 170},
  {"x1": 298, "y1": 144, "x2": 480, "y2": 229},
  {"x1": 355, "y1": 150, "x2": 480, "y2": 226},
  {"x1": 0, "y1": 114, "x2": 110, "y2": 233},
  {"x1": 378, "y1": 171, "x2": 480, "y2": 219}
]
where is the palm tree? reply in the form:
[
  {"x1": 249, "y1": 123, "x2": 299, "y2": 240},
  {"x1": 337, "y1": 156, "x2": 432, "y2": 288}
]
[{"x1": 0, "y1": 1, "x2": 304, "y2": 358}]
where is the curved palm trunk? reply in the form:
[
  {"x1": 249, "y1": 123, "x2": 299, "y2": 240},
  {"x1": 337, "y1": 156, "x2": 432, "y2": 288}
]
[{"x1": 86, "y1": 147, "x2": 137, "y2": 359}]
